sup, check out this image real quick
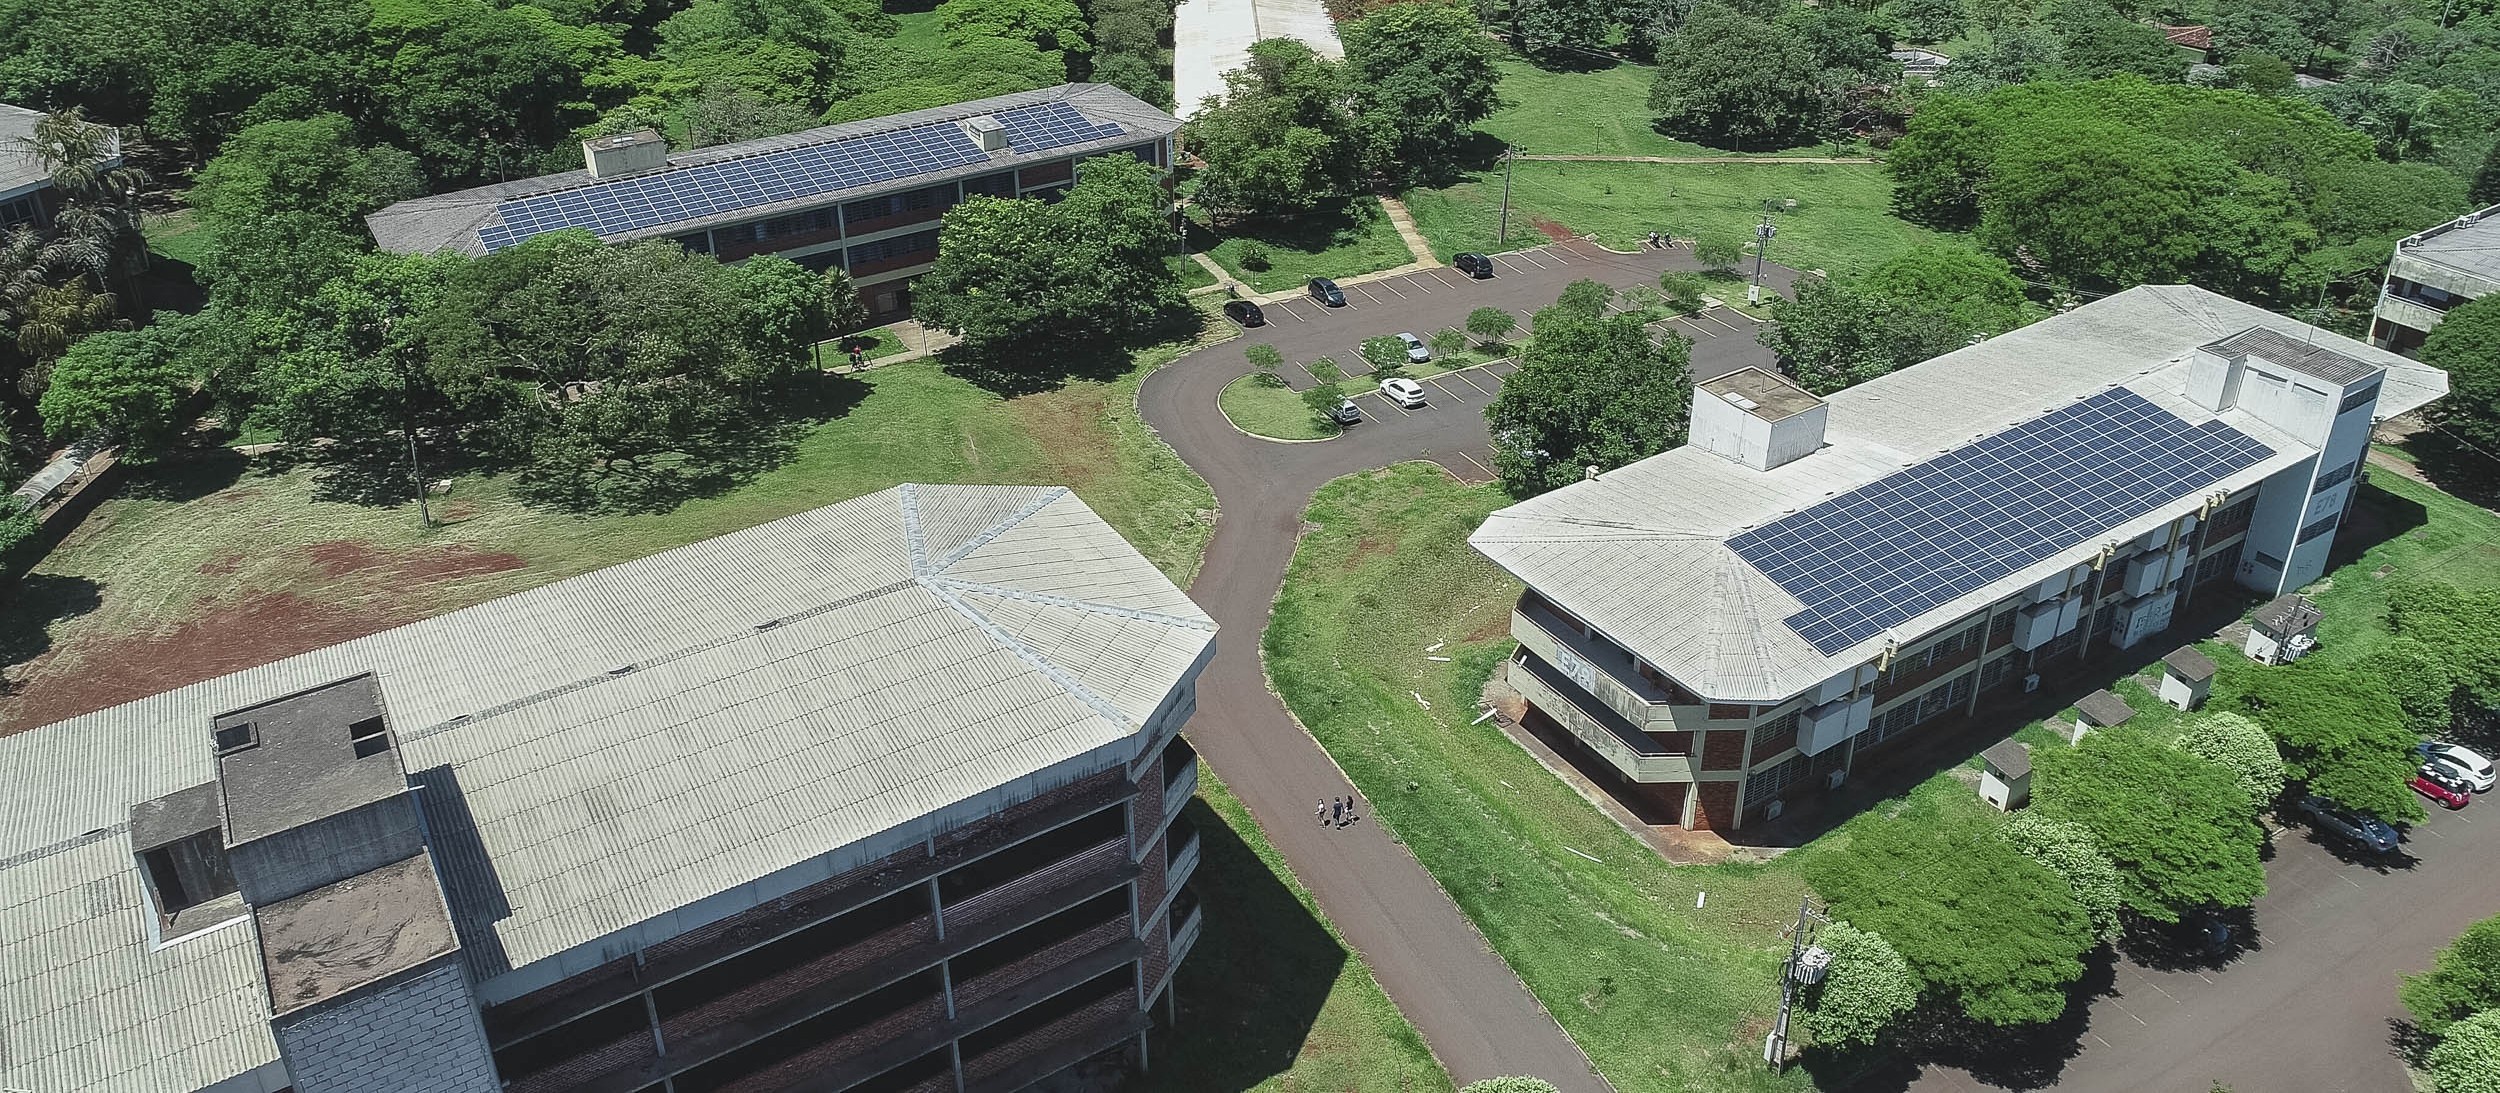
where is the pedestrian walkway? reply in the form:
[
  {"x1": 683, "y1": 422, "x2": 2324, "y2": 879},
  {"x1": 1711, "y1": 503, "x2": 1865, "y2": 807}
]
[
  {"x1": 1516, "y1": 154, "x2": 1878, "y2": 165},
  {"x1": 1377, "y1": 194, "x2": 1439, "y2": 266}
]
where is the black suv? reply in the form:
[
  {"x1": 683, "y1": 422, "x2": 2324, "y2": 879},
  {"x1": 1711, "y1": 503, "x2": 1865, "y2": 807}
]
[
  {"x1": 1222, "y1": 299, "x2": 1265, "y2": 327},
  {"x1": 1307, "y1": 277, "x2": 1346, "y2": 306},
  {"x1": 1454, "y1": 252, "x2": 1494, "y2": 278}
]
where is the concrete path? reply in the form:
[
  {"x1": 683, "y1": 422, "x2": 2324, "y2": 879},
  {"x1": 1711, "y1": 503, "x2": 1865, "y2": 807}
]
[
  {"x1": 1143, "y1": 239, "x2": 1800, "y2": 1091},
  {"x1": 1516, "y1": 154, "x2": 1880, "y2": 165},
  {"x1": 1377, "y1": 194, "x2": 1439, "y2": 266}
]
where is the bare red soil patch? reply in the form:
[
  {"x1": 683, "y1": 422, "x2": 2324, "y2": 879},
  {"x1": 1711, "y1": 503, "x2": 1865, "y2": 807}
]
[
  {"x1": 196, "y1": 554, "x2": 244, "y2": 575},
  {"x1": 2, "y1": 592, "x2": 397, "y2": 733},
  {"x1": 304, "y1": 539, "x2": 526, "y2": 581},
  {"x1": 1530, "y1": 217, "x2": 1575, "y2": 242}
]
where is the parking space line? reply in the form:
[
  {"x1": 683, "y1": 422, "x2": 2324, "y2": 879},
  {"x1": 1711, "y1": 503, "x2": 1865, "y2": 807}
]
[
  {"x1": 1493, "y1": 254, "x2": 1534, "y2": 273},
  {"x1": 1457, "y1": 450, "x2": 1495, "y2": 477},
  {"x1": 1354, "y1": 284, "x2": 1388, "y2": 305},
  {"x1": 1377, "y1": 278, "x2": 1409, "y2": 299},
  {"x1": 1425, "y1": 376, "x2": 1464, "y2": 399},
  {"x1": 1700, "y1": 310, "x2": 1746, "y2": 333},
  {"x1": 1277, "y1": 302, "x2": 1308, "y2": 323},
  {"x1": 1426, "y1": 270, "x2": 1461, "y2": 289},
  {"x1": 1452, "y1": 369, "x2": 1494, "y2": 395}
]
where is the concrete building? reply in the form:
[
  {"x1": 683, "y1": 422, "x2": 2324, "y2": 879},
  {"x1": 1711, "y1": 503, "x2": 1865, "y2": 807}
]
[
  {"x1": 2073, "y1": 689, "x2": 2135, "y2": 740},
  {"x1": 1472, "y1": 286, "x2": 2446, "y2": 831},
  {"x1": 0, "y1": 484, "x2": 1215, "y2": 1093},
  {"x1": 2160, "y1": 645, "x2": 2216, "y2": 711},
  {"x1": 1, "y1": 102, "x2": 123, "y2": 229},
  {"x1": 1978, "y1": 740, "x2": 2032, "y2": 811},
  {"x1": 366, "y1": 85, "x2": 1182, "y2": 321},
  {"x1": 2370, "y1": 202, "x2": 2500, "y2": 356},
  {"x1": 2244, "y1": 592, "x2": 2324, "y2": 665}
]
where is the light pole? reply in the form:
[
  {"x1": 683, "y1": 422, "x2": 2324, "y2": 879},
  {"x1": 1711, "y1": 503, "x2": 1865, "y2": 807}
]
[
  {"x1": 1748, "y1": 207, "x2": 1777, "y2": 306},
  {"x1": 1765, "y1": 896, "x2": 1829, "y2": 1071},
  {"x1": 1496, "y1": 147, "x2": 1520, "y2": 251}
]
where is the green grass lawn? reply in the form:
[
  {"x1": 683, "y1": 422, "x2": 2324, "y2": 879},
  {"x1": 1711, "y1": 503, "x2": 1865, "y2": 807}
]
[
  {"x1": 2, "y1": 345, "x2": 1216, "y2": 732},
  {"x1": 1480, "y1": 52, "x2": 1872, "y2": 160},
  {"x1": 1142, "y1": 771, "x2": 1452, "y2": 1093},
  {"x1": 144, "y1": 209, "x2": 213, "y2": 268},
  {"x1": 1265, "y1": 464, "x2": 1814, "y2": 1093},
  {"x1": 817, "y1": 326, "x2": 907, "y2": 364},
  {"x1": 1194, "y1": 197, "x2": 1418, "y2": 293},
  {"x1": 1402, "y1": 162, "x2": 1952, "y2": 277},
  {"x1": 1173, "y1": 252, "x2": 1220, "y2": 292},
  {"x1": 1219, "y1": 373, "x2": 1337, "y2": 441}
]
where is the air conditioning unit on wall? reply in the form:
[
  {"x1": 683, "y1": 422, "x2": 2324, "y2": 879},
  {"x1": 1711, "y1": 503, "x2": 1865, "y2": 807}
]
[
  {"x1": 1765, "y1": 799, "x2": 1786, "y2": 820},
  {"x1": 1825, "y1": 768, "x2": 1848, "y2": 790},
  {"x1": 2022, "y1": 673, "x2": 2043, "y2": 693}
]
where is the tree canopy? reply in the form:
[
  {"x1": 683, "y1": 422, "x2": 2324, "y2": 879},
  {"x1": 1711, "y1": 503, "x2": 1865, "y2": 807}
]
[
  {"x1": 918, "y1": 156, "x2": 1182, "y2": 356},
  {"x1": 2033, "y1": 727, "x2": 2268, "y2": 923},
  {"x1": 2234, "y1": 659, "x2": 2428, "y2": 824},
  {"x1": 1760, "y1": 245, "x2": 2028, "y2": 394},
  {"x1": 1800, "y1": 921, "x2": 1920, "y2": 1047},
  {"x1": 2404, "y1": 914, "x2": 2500, "y2": 1036},
  {"x1": 2176, "y1": 712, "x2": 2289, "y2": 808},
  {"x1": 1649, "y1": 3, "x2": 1871, "y2": 150},
  {"x1": 2427, "y1": 1008, "x2": 2500, "y2": 1093},
  {"x1": 1184, "y1": 39, "x2": 1362, "y2": 215},
  {"x1": 2421, "y1": 296, "x2": 2500, "y2": 459},
  {"x1": 1485, "y1": 280, "x2": 1694, "y2": 496},
  {"x1": 1342, "y1": 2, "x2": 1502, "y2": 187},
  {"x1": 35, "y1": 317, "x2": 198, "y2": 451},
  {"x1": 1999, "y1": 810, "x2": 2127, "y2": 943}
]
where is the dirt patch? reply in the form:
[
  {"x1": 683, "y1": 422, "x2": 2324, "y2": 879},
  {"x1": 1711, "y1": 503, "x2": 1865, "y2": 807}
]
[
  {"x1": 196, "y1": 554, "x2": 245, "y2": 576},
  {"x1": 1462, "y1": 612, "x2": 1513, "y2": 643},
  {"x1": 1530, "y1": 217, "x2": 1575, "y2": 242},
  {"x1": 1007, "y1": 384, "x2": 1113, "y2": 491},
  {"x1": 304, "y1": 539, "x2": 526, "y2": 582},
  {"x1": 1346, "y1": 533, "x2": 1401, "y2": 568},
  {"x1": 2, "y1": 591, "x2": 402, "y2": 734}
]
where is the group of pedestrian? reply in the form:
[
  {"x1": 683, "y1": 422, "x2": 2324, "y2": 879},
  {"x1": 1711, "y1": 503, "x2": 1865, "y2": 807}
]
[
  {"x1": 1316, "y1": 794, "x2": 1362, "y2": 829},
  {"x1": 1645, "y1": 230, "x2": 1675, "y2": 250}
]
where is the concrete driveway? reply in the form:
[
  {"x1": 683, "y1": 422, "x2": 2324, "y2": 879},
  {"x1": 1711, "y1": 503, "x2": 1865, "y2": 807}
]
[
  {"x1": 1139, "y1": 238, "x2": 1799, "y2": 1091},
  {"x1": 1897, "y1": 801, "x2": 2497, "y2": 1092}
]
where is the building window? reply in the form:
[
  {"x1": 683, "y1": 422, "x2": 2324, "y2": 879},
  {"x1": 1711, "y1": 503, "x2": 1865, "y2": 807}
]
[
  {"x1": 1751, "y1": 709, "x2": 1800, "y2": 749},
  {"x1": 2338, "y1": 382, "x2": 2382, "y2": 415},
  {"x1": 0, "y1": 192, "x2": 37, "y2": 228},
  {"x1": 902, "y1": 187, "x2": 935, "y2": 211},
  {"x1": 841, "y1": 196, "x2": 893, "y2": 222},
  {"x1": 2312, "y1": 459, "x2": 2360, "y2": 495},
  {"x1": 2250, "y1": 549, "x2": 2285, "y2": 571},
  {"x1": 2296, "y1": 514, "x2": 2340, "y2": 545},
  {"x1": 349, "y1": 715, "x2": 390, "y2": 759},
  {"x1": 1707, "y1": 703, "x2": 1751, "y2": 720},
  {"x1": 1743, "y1": 754, "x2": 1809, "y2": 807},
  {"x1": 2197, "y1": 541, "x2": 2242, "y2": 582},
  {"x1": 964, "y1": 171, "x2": 1016, "y2": 198}
]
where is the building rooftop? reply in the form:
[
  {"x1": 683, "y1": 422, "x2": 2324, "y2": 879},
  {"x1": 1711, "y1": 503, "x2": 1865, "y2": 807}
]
[
  {"x1": 367, "y1": 84, "x2": 1181, "y2": 257},
  {"x1": 1, "y1": 103, "x2": 52, "y2": 197},
  {"x1": 2076, "y1": 689, "x2": 2135, "y2": 727},
  {"x1": 214, "y1": 674, "x2": 406, "y2": 844},
  {"x1": 1981, "y1": 739, "x2": 2032, "y2": 780},
  {"x1": 2395, "y1": 203, "x2": 2500, "y2": 288},
  {"x1": 258, "y1": 853, "x2": 460, "y2": 1016},
  {"x1": 0, "y1": 484, "x2": 1214, "y2": 1091},
  {"x1": 1470, "y1": 285, "x2": 2448, "y2": 702},
  {"x1": 2162, "y1": 645, "x2": 2218, "y2": 682},
  {"x1": 2253, "y1": 592, "x2": 2323, "y2": 635},
  {"x1": 2205, "y1": 326, "x2": 2382, "y2": 386},
  {"x1": 1701, "y1": 367, "x2": 1823, "y2": 423}
]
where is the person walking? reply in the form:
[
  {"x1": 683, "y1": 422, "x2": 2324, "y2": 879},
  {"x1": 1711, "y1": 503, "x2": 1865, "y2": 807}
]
[
  {"x1": 1316, "y1": 799, "x2": 1328, "y2": 826},
  {"x1": 1647, "y1": 230, "x2": 1662, "y2": 250},
  {"x1": 1331, "y1": 797, "x2": 1345, "y2": 825},
  {"x1": 1342, "y1": 794, "x2": 1360, "y2": 826}
]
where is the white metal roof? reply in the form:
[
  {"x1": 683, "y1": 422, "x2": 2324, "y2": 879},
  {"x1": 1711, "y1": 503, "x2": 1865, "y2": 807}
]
[
  {"x1": 1470, "y1": 285, "x2": 2448, "y2": 703},
  {"x1": 0, "y1": 484, "x2": 1213, "y2": 1091}
]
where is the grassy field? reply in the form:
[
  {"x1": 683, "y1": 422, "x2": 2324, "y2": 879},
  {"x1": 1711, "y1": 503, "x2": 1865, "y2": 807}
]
[
  {"x1": 1403, "y1": 162, "x2": 1949, "y2": 277},
  {"x1": 1219, "y1": 374, "x2": 1337, "y2": 441},
  {"x1": 144, "y1": 209, "x2": 213, "y2": 268},
  {"x1": 2, "y1": 346, "x2": 1216, "y2": 732},
  {"x1": 1194, "y1": 197, "x2": 1418, "y2": 293},
  {"x1": 1480, "y1": 52, "x2": 1872, "y2": 160},
  {"x1": 1143, "y1": 771, "x2": 1453, "y2": 1093},
  {"x1": 1265, "y1": 464, "x2": 1814, "y2": 1093}
]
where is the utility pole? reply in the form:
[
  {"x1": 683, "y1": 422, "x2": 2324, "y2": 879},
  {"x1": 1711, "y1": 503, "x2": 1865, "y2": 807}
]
[
  {"x1": 1766, "y1": 896, "x2": 1829, "y2": 1071},
  {"x1": 1496, "y1": 147, "x2": 1520, "y2": 251},
  {"x1": 1748, "y1": 204, "x2": 1777, "y2": 306}
]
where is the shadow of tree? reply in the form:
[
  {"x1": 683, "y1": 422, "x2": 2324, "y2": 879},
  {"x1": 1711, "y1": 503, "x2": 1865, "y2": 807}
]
[
  {"x1": 513, "y1": 372, "x2": 873, "y2": 514},
  {"x1": 1133, "y1": 798, "x2": 1358, "y2": 1093},
  {"x1": 2117, "y1": 905, "x2": 2262, "y2": 973},
  {"x1": 0, "y1": 572, "x2": 104, "y2": 690},
  {"x1": 2387, "y1": 433, "x2": 2500, "y2": 511},
  {"x1": 940, "y1": 308, "x2": 1203, "y2": 398},
  {"x1": 1813, "y1": 952, "x2": 2115, "y2": 1092},
  {"x1": 121, "y1": 448, "x2": 250, "y2": 502}
]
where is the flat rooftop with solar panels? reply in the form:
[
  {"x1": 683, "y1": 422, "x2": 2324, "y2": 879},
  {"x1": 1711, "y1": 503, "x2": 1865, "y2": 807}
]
[
  {"x1": 1472, "y1": 285, "x2": 2449, "y2": 703},
  {"x1": 365, "y1": 84, "x2": 1181, "y2": 257}
]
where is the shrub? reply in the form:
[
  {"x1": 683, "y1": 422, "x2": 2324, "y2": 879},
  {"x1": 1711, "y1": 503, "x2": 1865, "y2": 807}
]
[
  {"x1": 1801, "y1": 921, "x2": 1920, "y2": 1047},
  {"x1": 1694, "y1": 232, "x2": 1745, "y2": 272},
  {"x1": 2406, "y1": 915, "x2": 2500, "y2": 1036},
  {"x1": 1467, "y1": 306, "x2": 1517, "y2": 346},
  {"x1": 1245, "y1": 343, "x2": 1284, "y2": 373},
  {"x1": 2000, "y1": 811, "x2": 2126, "y2": 943},
  {"x1": 1430, "y1": 327, "x2": 1468, "y2": 358},
  {"x1": 2427, "y1": 1009, "x2": 2500, "y2": 1092},
  {"x1": 1238, "y1": 240, "x2": 1273, "y2": 271},
  {"x1": 1461, "y1": 1080, "x2": 1562, "y2": 1093},
  {"x1": 2177, "y1": 712, "x2": 2289, "y2": 810},
  {"x1": 1659, "y1": 270, "x2": 1708, "y2": 312},
  {"x1": 1301, "y1": 380, "x2": 1347, "y2": 423},
  {"x1": 1307, "y1": 356, "x2": 1344, "y2": 382}
]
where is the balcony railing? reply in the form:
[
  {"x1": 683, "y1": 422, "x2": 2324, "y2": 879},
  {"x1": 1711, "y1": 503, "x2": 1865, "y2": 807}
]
[
  {"x1": 1161, "y1": 754, "x2": 1197, "y2": 828},
  {"x1": 942, "y1": 837, "x2": 1131, "y2": 939},
  {"x1": 1511, "y1": 605, "x2": 1709, "y2": 733},
  {"x1": 2374, "y1": 291, "x2": 2449, "y2": 335},
  {"x1": 1169, "y1": 900, "x2": 1203, "y2": 967},
  {"x1": 1511, "y1": 652, "x2": 1695, "y2": 783},
  {"x1": 1164, "y1": 827, "x2": 1201, "y2": 898}
]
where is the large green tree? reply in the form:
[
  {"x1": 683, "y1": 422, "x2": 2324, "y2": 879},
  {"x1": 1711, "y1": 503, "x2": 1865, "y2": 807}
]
[
  {"x1": 190, "y1": 115, "x2": 425, "y2": 236},
  {"x1": 1800, "y1": 921, "x2": 1920, "y2": 1047},
  {"x1": 2034, "y1": 727, "x2": 2268, "y2": 923},
  {"x1": 1485, "y1": 281, "x2": 1694, "y2": 495},
  {"x1": 1341, "y1": 2, "x2": 1503, "y2": 186},
  {"x1": 1761, "y1": 244, "x2": 2027, "y2": 393},
  {"x1": 2236, "y1": 659, "x2": 2428, "y2": 824},
  {"x1": 2428, "y1": 1009, "x2": 2500, "y2": 1093},
  {"x1": 2177, "y1": 712, "x2": 2289, "y2": 808},
  {"x1": 35, "y1": 317, "x2": 199, "y2": 451},
  {"x1": 918, "y1": 156, "x2": 1182, "y2": 354},
  {"x1": 2000, "y1": 811, "x2": 2127, "y2": 942},
  {"x1": 1808, "y1": 806, "x2": 2094, "y2": 1025},
  {"x1": 2405, "y1": 915, "x2": 2500, "y2": 1036},
  {"x1": 1649, "y1": 2, "x2": 1840, "y2": 150},
  {"x1": 2421, "y1": 296, "x2": 2500, "y2": 458},
  {"x1": 1184, "y1": 38, "x2": 1362, "y2": 215}
]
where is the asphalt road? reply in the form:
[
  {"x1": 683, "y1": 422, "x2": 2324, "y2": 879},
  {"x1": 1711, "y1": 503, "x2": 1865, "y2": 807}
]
[
  {"x1": 1143, "y1": 239, "x2": 1796, "y2": 1091},
  {"x1": 1902, "y1": 801, "x2": 2498, "y2": 1092}
]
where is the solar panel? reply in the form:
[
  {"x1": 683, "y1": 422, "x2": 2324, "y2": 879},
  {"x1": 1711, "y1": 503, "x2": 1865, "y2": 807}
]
[
  {"x1": 1728, "y1": 388, "x2": 2274, "y2": 655},
  {"x1": 992, "y1": 101, "x2": 1127, "y2": 154}
]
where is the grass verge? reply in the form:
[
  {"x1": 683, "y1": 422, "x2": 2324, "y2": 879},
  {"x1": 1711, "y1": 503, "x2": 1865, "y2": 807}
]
[
  {"x1": 3, "y1": 346, "x2": 1215, "y2": 732},
  {"x1": 1142, "y1": 770, "x2": 1452, "y2": 1092},
  {"x1": 1195, "y1": 197, "x2": 1417, "y2": 294},
  {"x1": 1403, "y1": 162, "x2": 1951, "y2": 277},
  {"x1": 1219, "y1": 373, "x2": 1337, "y2": 441},
  {"x1": 1479, "y1": 51, "x2": 1872, "y2": 160},
  {"x1": 1265, "y1": 463, "x2": 1813, "y2": 1093},
  {"x1": 144, "y1": 209, "x2": 213, "y2": 268}
]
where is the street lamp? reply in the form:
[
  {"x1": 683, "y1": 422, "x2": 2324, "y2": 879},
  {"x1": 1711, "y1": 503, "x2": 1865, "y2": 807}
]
[{"x1": 1748, "y1": 207, "x2": 1777, "y2": 306}]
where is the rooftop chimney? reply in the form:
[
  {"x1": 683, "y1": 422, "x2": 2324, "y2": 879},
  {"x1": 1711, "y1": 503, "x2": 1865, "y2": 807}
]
[
  {"x1": 581, "y1": 129, "x2": 669, "y2": 178},
  {"x1": 960, "y1": 115, "x2": 1009, "y2": 153},
  {"x1": 1691, "y1": 367, "x2": 1827, "y2": 472}
]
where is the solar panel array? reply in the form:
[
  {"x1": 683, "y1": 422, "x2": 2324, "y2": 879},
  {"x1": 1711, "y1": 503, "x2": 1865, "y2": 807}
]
[
  {"x1": 476, "y1": 101, "x2": 1128, "y2": 252},
  {"x1": 1728, "y1": 387, "x2": 2273, "y2": 655}
]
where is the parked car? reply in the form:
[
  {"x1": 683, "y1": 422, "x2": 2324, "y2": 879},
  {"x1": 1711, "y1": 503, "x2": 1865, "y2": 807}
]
[
  {"x1": 2295, "y1": 795, "x2": 2401, "y2": 852},
  {"x1": 1396, "y1": 332, "x2": 1430, "y2": 363},
  {"x1": 1454, "y1": 252, "x2": 1494, "y2": 278},
  {"x1": 2417, "y1": 741, "x2": 2496, "y2": 792},
  {"x1": 1328, "y1": 399, "x2": 1362, "y2": 425},
  {"x1": 1379, "y1": 377, "x2": 1427, "y2": 408},
  {"x1": 2412, "y1": 765, "x2": 2473, "y2": 809},
  {"x1": 1307, "y1": 277, "x2": 1346, "y2": 307},
  {"x1": 1222, "y1": 299, "x2": 1265, "y2": 327}
]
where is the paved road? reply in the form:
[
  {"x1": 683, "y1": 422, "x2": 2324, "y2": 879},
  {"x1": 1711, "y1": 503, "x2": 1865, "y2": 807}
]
[
  {"x1": 1902, "y1": 802, "x2": 2498, "y2": 1092},
  {"x1": 1145, "y1": 239, "x2": 1795, "y2": 1091}
]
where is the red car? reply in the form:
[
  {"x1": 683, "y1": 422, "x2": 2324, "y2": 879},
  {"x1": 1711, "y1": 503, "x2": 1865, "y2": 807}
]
[{"x1": 2412, "y1": 765, "x2": 2473, "y2": 809}]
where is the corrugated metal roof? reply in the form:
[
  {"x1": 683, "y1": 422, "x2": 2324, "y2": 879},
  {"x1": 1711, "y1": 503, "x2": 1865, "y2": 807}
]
[
  {"x1": 0, "y1": 484, "x2": 1212, "y2": 1090},
  {"x1": 1471, "y1": 286, "x2": 2448, "y2": 703}
]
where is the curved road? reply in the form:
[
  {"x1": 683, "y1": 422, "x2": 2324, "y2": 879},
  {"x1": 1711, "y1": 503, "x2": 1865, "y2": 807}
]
[{"x1": 1142, "y1": 240, "x2": 1795, "y2": 1091}]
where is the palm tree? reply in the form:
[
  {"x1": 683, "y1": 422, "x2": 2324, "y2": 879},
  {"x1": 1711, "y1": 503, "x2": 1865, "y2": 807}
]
[
  {"x1": 15, "y1": 107, "x2": 150, "y2": 294},
  {"x1": 0, "y1": 225, "x2": 118, "y2": 398}
]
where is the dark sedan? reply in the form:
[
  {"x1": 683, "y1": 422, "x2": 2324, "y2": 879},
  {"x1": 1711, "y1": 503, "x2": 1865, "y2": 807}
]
[
  {"x1": 1222, "y1": 299, "x2": 1265, "y2": 327},
  {"x1": 1307, "y1": 277, "x2": 1346, "y2": 307},
  {"x1": 1454, "y1": 252, "x2": 1494, "y2": 278}
]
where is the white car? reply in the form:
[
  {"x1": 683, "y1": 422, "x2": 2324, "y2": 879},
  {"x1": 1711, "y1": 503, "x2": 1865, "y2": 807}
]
[
  {"x1": 1379, "y1": 377, "x2": 1427, "y2": 408},
  {"x1": 2420, "y1": 742, "x2": 2496, "y2": 793},
  {"x1": 1396, "y1": 332, "x2": 1431, "y2": 363}
]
